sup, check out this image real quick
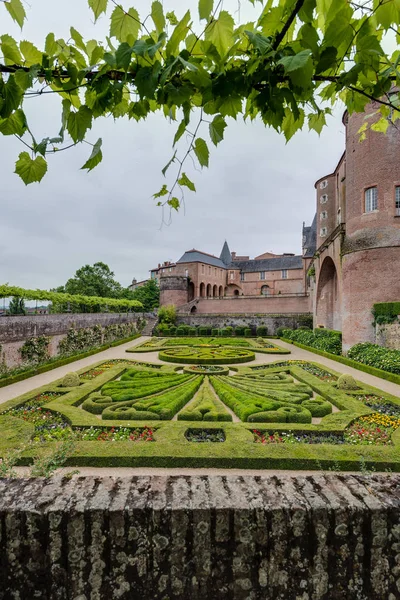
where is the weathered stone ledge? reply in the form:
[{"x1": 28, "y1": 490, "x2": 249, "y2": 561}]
[{"x1": 1, "y1": 474, "x2": 400, "y2": 599}]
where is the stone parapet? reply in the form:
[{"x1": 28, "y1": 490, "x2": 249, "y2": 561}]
[{"x1": 1, "y1": 474, "x2": 400, "y2": 599}]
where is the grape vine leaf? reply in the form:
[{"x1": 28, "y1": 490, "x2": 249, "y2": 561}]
[
  {"x1": 0, "y1": 109, "x2": 27, "y2": 136},
  {"x1": 88, "y1": 0, "x2": 108, "y2": 21},
  {"x1": 15, "y1": 152, "x2": 48, "y2": 185},
  {"x1": 178, "y1": 172, "x2": 196, "y2": 191},
  {"x1": 4, "y1": 0, "x2": 26, "y2": 28},
  {"x1": 209, "y1": 114, "x2": 227, "y2": 146},
  {"x1": 194, "y1": 137, "x2": 209, "y2": 167},
  {"x1": 81, "y1": 138, "x2": 103, "y2": 171},
  {"x1": 110, "y1": 6, "x2": 141, "y2": 44},
  {"x1": 67, "y1": 107, "x2": 93, "y2": 143},
  {"x1": 151, "y1": 1, "x2": 165, "y2": 34},
  {"x1": 199, "y1": 0, "x2": 214, "y2": 21}
]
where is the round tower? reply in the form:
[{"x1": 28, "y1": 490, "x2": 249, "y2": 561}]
[
  {"x1": 159, "y1": 275, "x2": 189, "y2": 307},
  {"x1": 341, "y1": 102, "x2": 400, "y2": 350}
]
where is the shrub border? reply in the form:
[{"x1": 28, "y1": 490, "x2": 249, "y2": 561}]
[
  {"x1": 281, "y1": 338, "x2": 400, "y2": 385},
  {"x1": 0, "y1": 333, "x2": 142, "y2": 389}
]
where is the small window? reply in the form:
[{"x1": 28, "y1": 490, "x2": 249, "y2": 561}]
[
  {"x1": 260, "y1": 271, "x2": 265, "y2": 280},
  {"x1": 209, "y1": 266, "x2": 211, "y2": 274},
  {"x1": 320, "y1": 180, "x2": 328, "y2": 189},
  {"x1": 281, "y1": 270, "x2": 288, "y2": 279},
  {"x1": 320, "y1": 211, "x2": 327, "y2": 220},
  {"x1": 240, "y1": 272, "x2": 245, "y2": 282},
  {"x1": 320, "y1": 194, "x2": 328, "y2": 204},
  {"x1": 202, "y1": 264, "x2": 205, "y2": 274},
  {"x1": 214, "y1": 268, "x2": 217, "y2": 275},
  {"x1": 230, "y1": 271, "x2": 234, "y2": 280},
  {"x1": 185, "y1": 269, "x2": 188, "y2": 277},
  {"x1": 365, "y1": 187, "x2": 377, "y2": 213},
  {"x1": 396, "y1": 186, "x2": 400, "y2": 216},
  {"x1": 320, "y1": 227, "x2": 327, "y2": 237}
]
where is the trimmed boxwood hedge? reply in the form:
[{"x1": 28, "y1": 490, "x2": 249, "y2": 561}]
[
  {"x1": 282, "y1": 328, "x2": 342, "y2": 355},
  {"x1": 158, "y1": 347, "x2": 255, "y2": 365}
]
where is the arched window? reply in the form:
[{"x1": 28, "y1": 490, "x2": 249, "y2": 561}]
[{"x1": 261, "y1": 285, "x2": 270, "y2": 296}]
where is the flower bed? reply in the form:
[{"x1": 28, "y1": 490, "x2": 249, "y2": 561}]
[
  {"x1": 159, "y1": 347, "x2": 255, "y2": 365},
  {"x1": 348, "y1": 342, "x2": 400, "y2": 375},
  {"x1": 185, "y1": 428, "x2": 226, "y2": 442},
  {"x1": 76, "y1": 426, "x2": 155, "y2": 442},
  {"x1": 183, "y1": 365, "x2": 229, "y2": 375}
]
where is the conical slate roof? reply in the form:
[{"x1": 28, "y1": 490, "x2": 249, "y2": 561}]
[{"x1": 220, "y1": 241, "x2": 232, "y2": 265}]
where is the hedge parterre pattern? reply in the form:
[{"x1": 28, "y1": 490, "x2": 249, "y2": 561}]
[
  {"x1": 159, "y1": 347, "x2": 256, "y2": 365},
  {"x1": 128, "y1": 337, "x2": 290, "y2": 355},
  {"x1": 2, "y1": 357, "x2": 400, "y2": 470}
]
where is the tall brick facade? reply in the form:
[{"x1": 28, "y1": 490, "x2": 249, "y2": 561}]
[{"x1": 314, "y1": 100, "x2": 400, "y2": 350}]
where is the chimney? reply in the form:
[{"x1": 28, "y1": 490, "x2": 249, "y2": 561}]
[{"x1": 231, "y1": 252, "x2": 236, "y2": 260}]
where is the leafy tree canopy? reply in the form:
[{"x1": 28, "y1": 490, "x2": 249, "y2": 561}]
[
  {"x1": 130, "y1": 279, "x2": 160, "y2": 312},
  {"x1": 56, "y1": 262, "x2": 125, "y2": 298},
  {"x1": 1, "y1": 0, "x2": 400, "y2": 212},
  {"x1": 8, "y1": 295, "x2": 26, "y2": 315}
]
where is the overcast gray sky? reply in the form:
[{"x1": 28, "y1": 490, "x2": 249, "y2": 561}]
[{"x1": 0, "y1": 0, "x2": 345, "y2": 289}]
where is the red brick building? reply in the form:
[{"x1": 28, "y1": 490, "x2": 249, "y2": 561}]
[{"x1": 157, "y1": 100, "x2": 400, "y2": 351}]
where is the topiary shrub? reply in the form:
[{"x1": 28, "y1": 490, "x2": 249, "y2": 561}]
[
  {"x1": 198, "y1": 326, "x2": 210, "y2": 336},
  {"x1": 276, "y1": 327, "x2": 288, "y2": 337},
  {"x1": 211, "y1": 328, "x2": 219, "y2": 336},
  {"x1": 235, "y1": 326, "x2": 245, "y2": 336},
  {"x1": 60, "y1": 372, "x2": 80, "y2": 387},
  {"x1": 301, "y1": 397, "x2": 332, "y2": 417},
  {"x1": 169, "y1": 325, "x2": 177, "y2": 336},
  {"x1": 244, "y1": 328, "x2": 252, "y2": 337},
  {"x1": 256, "y1": 326, "x2": 268, "y2": 337},
  {"x1": 337, "y1": 374, "x2": 359, "y2": 390}
]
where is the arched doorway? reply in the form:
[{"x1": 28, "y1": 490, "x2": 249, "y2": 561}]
[
  {"x1": 219, "y1": 286, "x2": 223, "y2": 297},
  {"x1": 190, "y1": 305, "x2": 197, "y2": 314},
  {"x1": 316, "y1": 257, "x2": 340, "y2": 330},
  {"x1": 261, "y1": 285, "x2": 270, "y2": 296},
  {"x1": 199, "y1": 282, "x2": 205, "y2": 298},
  {"x1": 234, "y1": 289, "x2": 239, "y2": 296},
  {"x1": 213, "y1": 285, "x2": 218, "y2": 297},
  {"x1": 188, "y1": 281, "x2": 195, "y2": 302},
  {"x1": 206, "y1": 283, "x2": 212, "y2": 297}
]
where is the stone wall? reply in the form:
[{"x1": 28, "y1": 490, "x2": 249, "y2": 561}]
[
  {"x1": 0, "y1": 313, "x2": 146, "y2": 368},
  {"x1": 376, "y1": 322, "x2": 400, "y2": 349},
  {"x1": 1, "y1": 474, "x2": 400, "y2": 599},
  {"x1": 177, "y1": 313, "x2": 312, "y2": 334}
]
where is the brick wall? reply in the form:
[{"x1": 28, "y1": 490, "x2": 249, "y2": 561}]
[
  {"x1": 184, "y1": 295, "x2": 311, "y2": 315},
  {"x1": 1, "y1": 474, "x2": 400, "y2": 600}
]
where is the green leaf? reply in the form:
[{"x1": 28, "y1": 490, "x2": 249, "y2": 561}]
[
  {"x1": 70, "y1": 27, "x2": 86, "y2": 52},
  {"x1": 20, "y1": 41, "x2": 43, "y2": 66},
  {"x1": 178, "y1": 172, "x2": 196, "y2": 192},
  {"x1": 153, "y1": 184, "x2": 169, "y2": 198},
  {"x1": 194, "y1": 137, "x2": 209, "y2": 167},
  {"x1": 371, "y1": 117, "x2": 389, "y2": 134},
  {"x1": 45, "y1": 33, "x2": 58, "y2": 56},
  {"x1": 308, "y1": 112, "x2": 326, "y2": 135},
  {"x1": 199, "y1": 0, "x2": 213, "y2": 21},
  {"x1": 135, "y1": 65, "x2": 159, "y2": 99},
  {"x1": 81, "y1": 138, "x2": 103, "y2": 171},
  {"x1": 67, "y1": 106, "x2": 93, "y2": 143},
  {"x1": 245, "y1": 30, "x2": 271, "y2": 54},
  {"x1": 218, "y1": 95, "x2": 242, "y2": 119},
  {"x1": 4, "y1": 0, "x2": 26, "y2": 28},
  {"x1": 166, "y1": 10, "x2": 191, "y2": 57},
  {"x1": 282, "y1": 108, "x2": 305, "y2": 142},
  {"x1": 0, "y1": 75, "x2": 23, "y2": 118},
  {"x1": 1, "y1": 34, "x2": 23, "y2": 65},
  {"x1": 204, "y1": 11, "x2": 234, "y2": 58},
  {"x1": 33, "y1": 138, "x2": 49, "y2": 157},
  {"x1": 209, "y1": 114, "x2": 227, "y2": 145},
  {"x1": 110, "y1": 6, "x2": 141, "y2": 44},
  {"x1": 168, "y1": 197, "x2": 180, "y2": 211},
  {"x1": 0, "y1": 109, "x2": 27, "y2": 136},
  {"x1": 166, "y1": 11, "x2": 178, "y2": 25},
  {"x1": 278, "y1": 49, "x2": 312, "y2": 73},
  {"x1": 15, "y1": 152, "x2": 48, "y2": 185},
  {"x1": 115, "y1": 42, "x2": 133, "y2": 70},
  {"x1": 173, "y1": 119, "x2": 187, "y2": 145},
  {"x1": 151, "y1": 1, "x2": 165, "y2": 33},
  {"x1": 88, "y1": 0, "x2": 108, "y2": 21},
  {"x1": 14, "y1": 69, "x2": 33, "y2": 92},
  {"x1": 161, "y1": 151, "x2": 177, "y2": 176}
]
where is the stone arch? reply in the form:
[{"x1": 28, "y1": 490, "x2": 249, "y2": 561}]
[
  {"x1": 190, "y1": 305, "x2": 197, "y2": 314},
  {"x1": 261, "y1": 285, "x2": 270, "y2": 296},
  {"x1": 225, "y1": 284, "x2": 242, "y2": 297},
  {"x1": 219, "y1": 286, "x2": 224, "y2": 297},
  {"x1": 199, "y1": 282, "x2": 205, "y2": 298},
  {"x1": 206, "y1": 283, "x2": 212, "y2": 297},
  {"x1": 213, "y1": 284, "x2": 218, "y2": 297},
  {"x1": 316, "y1": 257, "x2": 340, "y2": 330},
  {"x1": 234, "y1": 289, "x2": 239, "y2": 296}
]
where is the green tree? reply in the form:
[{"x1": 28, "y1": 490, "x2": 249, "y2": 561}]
[
  {"x1": 8, "y1": 296, "x2": 25, "y2": 315},
  {"x1": 131, "y1": 279, "x2": 160, "y2": 312},
  {"x1": 60, "y1": 262, "x2": 124, "y2": 298},
  {"x1": 158, "y1": 304, "x2": 176, "y2": 324},
  {"x1": 1, "y1": 0, "x2": 399, "y2": 200}
]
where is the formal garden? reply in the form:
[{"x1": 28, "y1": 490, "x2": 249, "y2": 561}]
[{"x1": 2, "y1": 338, "x2": 400, "y2": 472}]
